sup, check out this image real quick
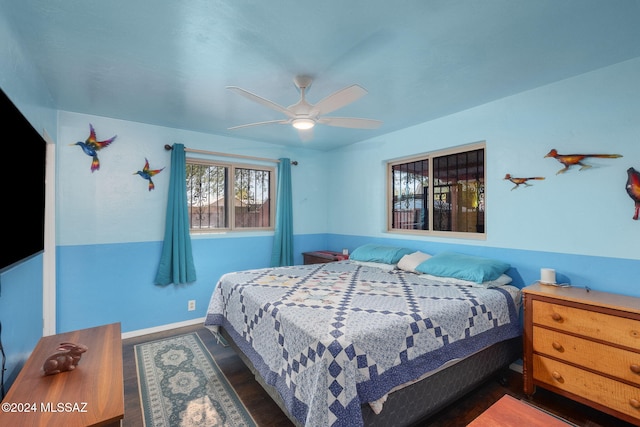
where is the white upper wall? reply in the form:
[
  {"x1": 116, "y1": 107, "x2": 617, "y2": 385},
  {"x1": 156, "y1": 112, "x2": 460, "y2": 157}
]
[
  {"x1": 56, "y1": 113, "x2": 330, "y2": 246},
  {"x1": 327, "y1": 58, "x2": 640, "y2": 260},
  {"x1": 53, "y1": 57, "x2": 640, "y2": 262}
]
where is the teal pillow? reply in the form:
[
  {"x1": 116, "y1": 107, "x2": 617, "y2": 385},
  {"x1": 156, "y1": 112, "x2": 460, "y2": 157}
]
[
  {"x1": 415, "y1": 251, "x2": 510, "y2": 283},
  {"x1": 350, "y1": 244, "x2": 415, "y2": 265}
]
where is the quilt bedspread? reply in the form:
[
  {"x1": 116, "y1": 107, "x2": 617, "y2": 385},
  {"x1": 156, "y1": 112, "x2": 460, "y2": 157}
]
[{"x1": 205, "y1": 261, "x2": 521, "y2": 427}]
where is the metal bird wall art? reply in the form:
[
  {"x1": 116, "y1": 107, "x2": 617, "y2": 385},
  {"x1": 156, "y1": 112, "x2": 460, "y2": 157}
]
[
  {"x1": 134, "y1": 158, "x2": 165, "y2": 191},
  {"x1": 70, "y1": 124, "x2": 117, "y2": 172},
  {"x1": 503, "y1": 174, "x2": 545, "y2": 190},
  {"x1": 544, "y1": 148, "x2": 622, "y2": 174},
  {"x1": 626, "y1": 167, "x2": 640, "y2": 220}
]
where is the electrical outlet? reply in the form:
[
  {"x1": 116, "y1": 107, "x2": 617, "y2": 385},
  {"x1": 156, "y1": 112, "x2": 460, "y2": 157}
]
[{"x1": 188, "y1": 300, "x2": 196, "y2": 311}]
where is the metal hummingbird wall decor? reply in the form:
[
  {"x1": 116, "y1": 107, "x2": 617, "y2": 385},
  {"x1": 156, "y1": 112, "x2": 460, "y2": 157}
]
[
  {"x1": 134, "y1": 158, "x2": 165, "y2": 191},
  {"x1": 69, "y1": 124, "x2": 116, "y2": 172}
]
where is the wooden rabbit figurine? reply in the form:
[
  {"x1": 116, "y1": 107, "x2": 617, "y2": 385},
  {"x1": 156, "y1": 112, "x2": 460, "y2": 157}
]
[{"x1": 43, "y1": 342, "x2": 88, "y2": 375}]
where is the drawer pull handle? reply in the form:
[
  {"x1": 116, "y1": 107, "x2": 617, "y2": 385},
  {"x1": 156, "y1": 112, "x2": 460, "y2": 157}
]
[
  {"x1": 631, "y1": 364, "x2": 640, "y2": 375},
  {"x1": 551, "y1": 341, "x2": 564, "y2": 352},
  {"x1": 630, "y1": 399, "x2": 640, "y2": 410},
  {"x1": 551, "y1": 371, "x2": 564, "y2": 382},
  {"x1": 551, "y1": 313, "x2": 563, "y2": 322}
]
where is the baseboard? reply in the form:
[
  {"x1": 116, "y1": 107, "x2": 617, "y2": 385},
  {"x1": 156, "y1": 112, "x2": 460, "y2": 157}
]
[
  {"x1": 509, "y1": 358, "x2": 523, "y2": 374},
  {"x1": 121, "y1": 317, "x2": 206, "y2": 339}
]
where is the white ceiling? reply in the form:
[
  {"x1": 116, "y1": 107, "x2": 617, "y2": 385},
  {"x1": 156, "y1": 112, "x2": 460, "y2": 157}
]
[{"x1": 3, "y1": 0, "x2": 640, "y2": 151}]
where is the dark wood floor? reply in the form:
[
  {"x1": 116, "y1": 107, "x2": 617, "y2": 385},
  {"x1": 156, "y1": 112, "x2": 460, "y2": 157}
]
[{"x1": 122, "y1": 324, "x2": 635, "y2": 427}]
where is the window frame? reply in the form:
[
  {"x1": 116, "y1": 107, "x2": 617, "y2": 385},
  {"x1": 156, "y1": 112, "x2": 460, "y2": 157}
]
[
  {"x1": 386, "y1": 141, "x2": 486, "y2": 240},
  {"x1": 186, "y1": 157, "x2": 276, "y2": 233}
]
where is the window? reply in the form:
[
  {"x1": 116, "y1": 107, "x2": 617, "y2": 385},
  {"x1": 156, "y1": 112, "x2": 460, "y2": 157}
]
[
  {"x1": 387, "y1": 142, "x2": 485, "y2": 237},
  {"x1": 186, "y1": 159, "x2": 275, "y2": 231}
]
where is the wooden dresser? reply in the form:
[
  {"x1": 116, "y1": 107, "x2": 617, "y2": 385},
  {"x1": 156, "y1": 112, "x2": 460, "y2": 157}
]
[{"x1": 523, "y1": 283, "x2": 640, "y2": 426}]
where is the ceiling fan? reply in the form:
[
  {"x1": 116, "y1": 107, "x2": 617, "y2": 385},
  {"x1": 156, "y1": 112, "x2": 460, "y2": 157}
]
[{"x1": 226, "y1": 76, "x2": 382, "y2": 137}]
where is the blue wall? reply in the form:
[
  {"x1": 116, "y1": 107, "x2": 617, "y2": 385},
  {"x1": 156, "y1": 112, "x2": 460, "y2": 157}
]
[
  {"x1": 56, "y1": 233, "x2": 328, "y2": 333},
  {"x1": 327, "y1": 234, "x2": 639, "y2": 296},
  {"x1": 0, "y1": 256, "x2": 44, "y2": 386}
]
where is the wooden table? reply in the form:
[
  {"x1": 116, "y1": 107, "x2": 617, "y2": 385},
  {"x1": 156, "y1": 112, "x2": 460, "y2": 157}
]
[
  {"x1": 468, "y1": 395, "x2": 573, "y2": 427},
  {"x1": 0, "y1": 323, "x2": 124, "y2": 426}
]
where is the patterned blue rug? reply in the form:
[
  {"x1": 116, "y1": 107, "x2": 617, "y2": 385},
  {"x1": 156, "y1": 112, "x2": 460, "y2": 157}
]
[{"x1": 135, "y1": 332, "x2": 256, "y2": 427}]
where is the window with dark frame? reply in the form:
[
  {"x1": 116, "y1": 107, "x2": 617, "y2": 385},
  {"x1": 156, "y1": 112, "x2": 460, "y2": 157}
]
[
  {"x1": 186, "y1": 159, "x2": 274, "y2": 231},
  {"x1": 388, "y1": 143, "x2": 485, "y2": 236}
]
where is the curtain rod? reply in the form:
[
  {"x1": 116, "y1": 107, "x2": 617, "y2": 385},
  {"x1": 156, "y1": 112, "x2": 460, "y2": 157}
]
[{"x1": 164, "y1": 144, "x2": 298, "y2": 165}]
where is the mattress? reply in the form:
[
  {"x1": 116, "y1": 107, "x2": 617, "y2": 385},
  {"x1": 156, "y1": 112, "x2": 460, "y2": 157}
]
[{"x1": 205, "y1": 260, "x2": 521, "y2": 427}]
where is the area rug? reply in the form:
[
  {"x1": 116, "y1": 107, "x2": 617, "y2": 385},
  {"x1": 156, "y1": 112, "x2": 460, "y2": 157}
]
[{"x1": 135, "y1": 332, "x2": 256, "y2": 427}]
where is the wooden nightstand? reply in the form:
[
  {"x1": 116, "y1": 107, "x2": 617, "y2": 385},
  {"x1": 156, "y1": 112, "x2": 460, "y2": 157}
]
[
  {"x1": 302, "y1": 251, "x2": 348, "y2": 265},
  {"x1": 522, "y1": 283, "x2": 640, "y2": 426}
]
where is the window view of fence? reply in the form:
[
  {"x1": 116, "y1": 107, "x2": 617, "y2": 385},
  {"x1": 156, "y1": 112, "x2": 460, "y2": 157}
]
[
  {"x1": 186, "y1": 161, "x2": 273, "y2": 231},
  {"x1": 391, "y1": 158, "x2": 429, "y2": 230},
  {"x1": 389, "y1": 145, "x2": 485, "y2": 235}
]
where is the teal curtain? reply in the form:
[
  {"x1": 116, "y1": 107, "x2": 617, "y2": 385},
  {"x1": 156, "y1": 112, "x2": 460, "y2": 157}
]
[
  {"x1": 155, "y1": 144, "x2": 197, "y2": 285},
  {"x1": 271, "y1": 158, "x2": 293, "y2": 267}
]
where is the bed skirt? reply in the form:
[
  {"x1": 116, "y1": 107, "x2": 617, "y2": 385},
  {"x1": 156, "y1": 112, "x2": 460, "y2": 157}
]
[{"x1": 216, "y1": 326, "x2": 522, "y2": 427}]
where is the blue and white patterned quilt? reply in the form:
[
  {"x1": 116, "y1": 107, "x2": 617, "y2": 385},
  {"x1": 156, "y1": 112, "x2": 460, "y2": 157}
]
[{"x1": 205, "y1": 260, "x2": 521, "y2": 427}]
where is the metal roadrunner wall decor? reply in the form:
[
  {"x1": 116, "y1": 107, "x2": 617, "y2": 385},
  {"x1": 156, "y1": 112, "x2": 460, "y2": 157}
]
[
  {"x1": 544, "y1": 148, "x2": 622, "y2": 174},
  {"x1": 503, "y1": 174, "x2": 545, "y2": 190}
]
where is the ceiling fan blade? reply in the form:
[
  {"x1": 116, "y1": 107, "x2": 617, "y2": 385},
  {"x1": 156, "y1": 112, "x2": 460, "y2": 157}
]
[
  {"x1": 228, "y1": 119, "x2": 290, "y2": 130},
  {"x1": 314, "y1": 84, "x2": 368, "y2": 115},
  {"x1": 318, "y1": 117, "x2": 382, "y2": 129},
  {"x1": 226, "y1": 86, "x2": 294, "y2": 118}
]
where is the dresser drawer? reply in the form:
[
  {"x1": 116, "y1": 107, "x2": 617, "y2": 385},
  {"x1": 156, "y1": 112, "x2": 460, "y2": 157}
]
[
  {"x1": 533, "y1": 326, "x2": 640, "y2": 385},
  {"x1": 533, "y1": 354, "x2": 640, "y2": 421},
  {"x1": 532, "y1": 300, "x2": 640, "y2": 349}
]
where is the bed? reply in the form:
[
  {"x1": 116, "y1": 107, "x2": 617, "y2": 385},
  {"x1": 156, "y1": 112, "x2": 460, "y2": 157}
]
[{"x1": 205, "y1": 246, "x2": 522, "y2": 427}]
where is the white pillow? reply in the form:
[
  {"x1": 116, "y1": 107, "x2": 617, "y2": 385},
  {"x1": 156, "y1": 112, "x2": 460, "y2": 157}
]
[
  {"x1": 397, "y1": 251, "x2": 432, "y2": 273},
  {"x1": 352, "y1": 260, "x2": 397, "y2": 271},
  {"x1": 421, "y1": 273, "x2": 513, "y2": 288}
]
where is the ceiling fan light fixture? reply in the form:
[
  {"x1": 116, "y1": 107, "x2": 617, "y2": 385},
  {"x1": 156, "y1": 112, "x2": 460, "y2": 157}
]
[
  {"x1": 227, "y1": 77, "x2": 380, "y2": 138},
  {"x1": 292, "y1": 118, "x2": 315, "y2": 130}
]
